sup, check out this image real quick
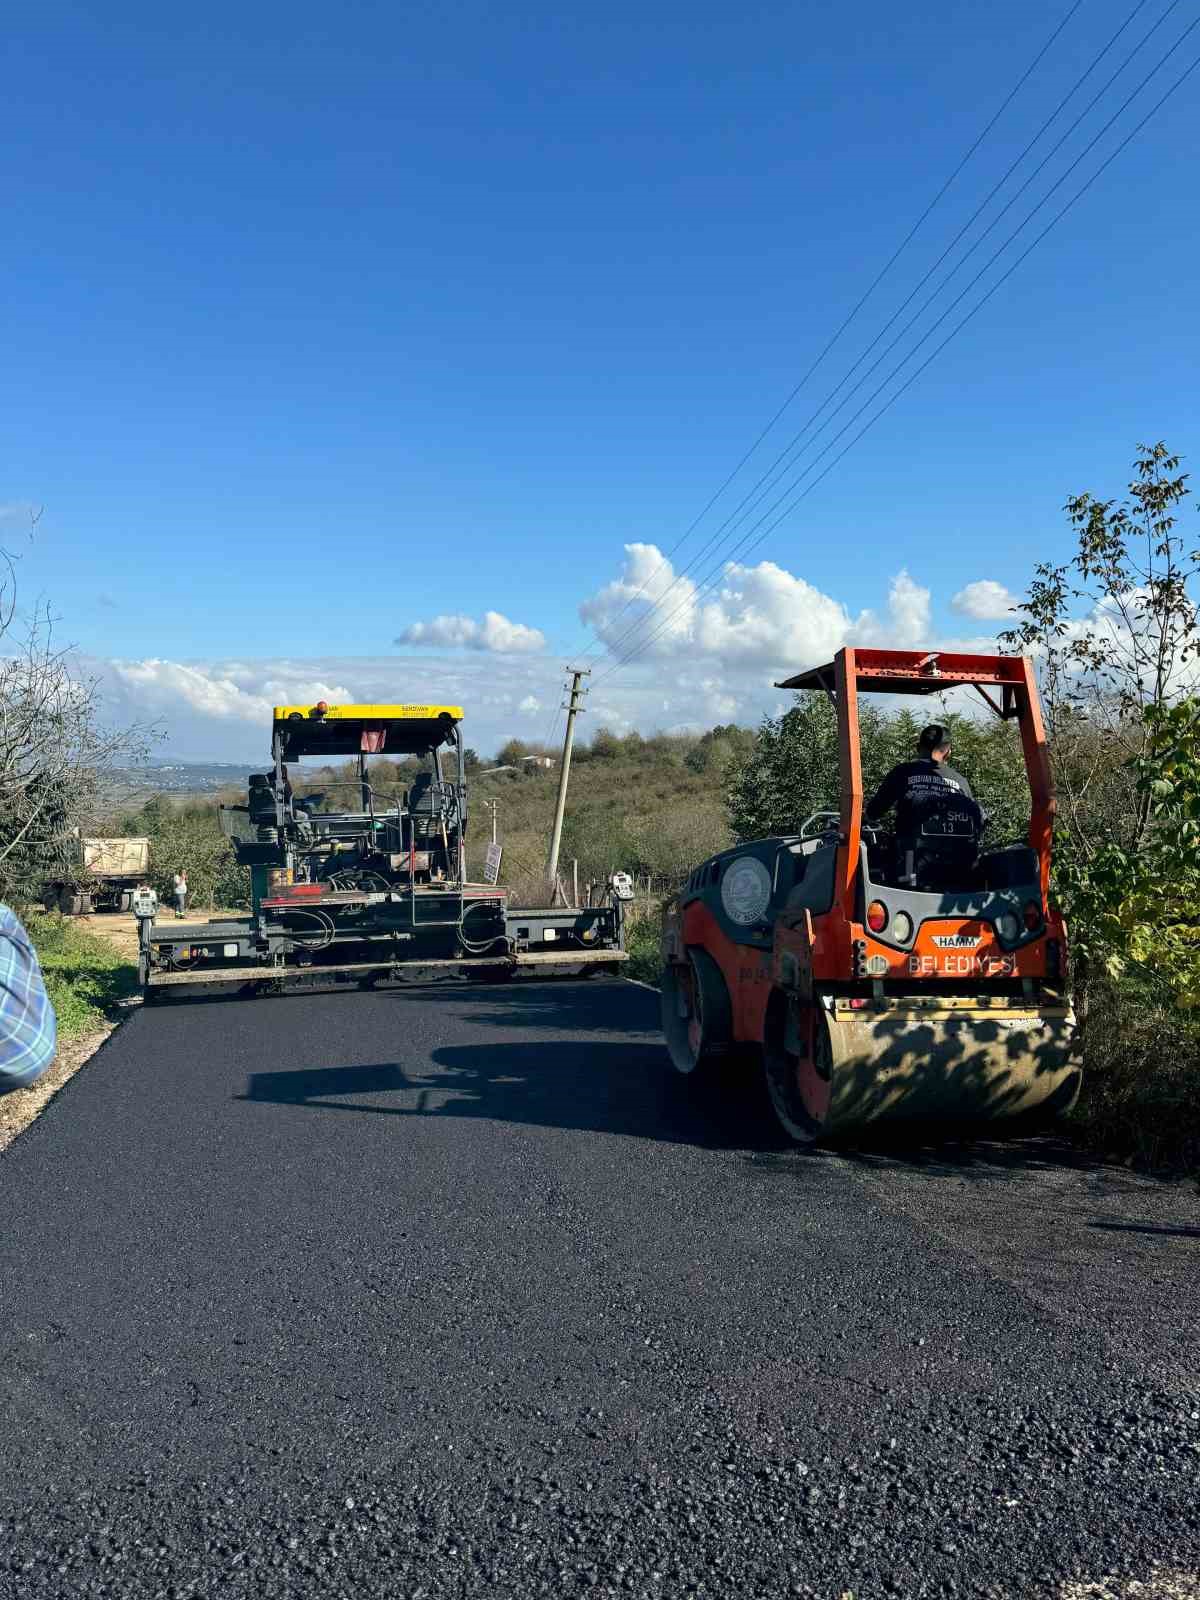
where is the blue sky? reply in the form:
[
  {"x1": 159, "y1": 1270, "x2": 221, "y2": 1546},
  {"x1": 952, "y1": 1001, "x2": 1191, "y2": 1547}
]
[{"x1": 2, "y1": 1, "x2": 1198, "y2": 757}]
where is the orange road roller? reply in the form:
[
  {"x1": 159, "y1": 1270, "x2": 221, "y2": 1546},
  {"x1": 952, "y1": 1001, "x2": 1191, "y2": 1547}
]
[{"x1": 661, "y1": 648, "x2": 1082, "y2": 1142}]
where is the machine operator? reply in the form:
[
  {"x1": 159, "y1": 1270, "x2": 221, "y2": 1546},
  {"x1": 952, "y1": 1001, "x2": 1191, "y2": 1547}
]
[{"x1": 865, "y1": 723, "x2": 977, "y2": 841}]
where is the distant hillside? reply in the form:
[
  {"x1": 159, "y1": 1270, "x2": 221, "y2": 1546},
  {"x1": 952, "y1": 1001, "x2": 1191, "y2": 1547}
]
[
  {"x1": 467, "y1": 726, "x2": 754, "y2": 899},
  {"x1": 104, "y1": 761, "x2": 255, "y2": 799}
]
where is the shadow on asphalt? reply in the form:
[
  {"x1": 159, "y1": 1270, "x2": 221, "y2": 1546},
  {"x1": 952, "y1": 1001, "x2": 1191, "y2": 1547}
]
[
  {"x1": 235, "y1": 1042, "x2": 781, "y2": 1152},
  {"x1": 395, "y1": 985, "x2": 1101, "y2": 1177},
  {"x1": 231, "y1": 981, "x2": 1117, "y2": 1178},
  {"x1": 830, "y1": 1124, "x2": 1095, "y2": 1181},
  {"x1": 377, "y1": 978, "x2": 653, "y2": 1031},
  {"x1": 1090, "y1": 1219, "x2": 1200, "y2": 1239},
  {"x1": 234, "y1": 1068, "x2": 1082, "y2": 1178}
]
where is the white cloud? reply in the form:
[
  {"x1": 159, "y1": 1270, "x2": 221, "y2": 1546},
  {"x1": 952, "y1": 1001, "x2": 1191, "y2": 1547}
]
[
  {"x1": 579, "y1": 544, "x2": 934, "y2": 671},
  {"x1": 94, "y1": 653, "x2": 568, "y2": 762},
  {"x1": 951, "y1": 579, "x2": 1021, "y2": 621},
  {"x1": 566, "y1": 546, "x2": 979, "y2": 741},
  {"x1": 697, "y1": 562, "x2": 855, "y2": 663},
  {"x1": 853, "y1": 570, "x2": 931, "y2": 648},
  {"x1": 395, "y1": 610, "x2": 545, "y2": 654},
  {"x1": 108, "y1": 659, "x2": 353, "y2": 724},
  {"x1": 92, "y1": 549, "x2": 1044, "y2": 765},
  {"x1": 579, "y1": 543, "x2": 852, "y2": 667}
]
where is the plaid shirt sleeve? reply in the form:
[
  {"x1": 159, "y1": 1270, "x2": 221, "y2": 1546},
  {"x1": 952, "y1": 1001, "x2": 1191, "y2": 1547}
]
[{"x1": 0, "y1": 905, "x2": 57, "y2": 1093}]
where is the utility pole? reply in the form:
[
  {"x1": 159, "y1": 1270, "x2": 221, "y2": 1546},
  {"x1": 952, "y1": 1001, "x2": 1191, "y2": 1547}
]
[
  {"x1": 483, "y1": 797, "x2": 499, "y2": 844},
  {"x1": 546, "y1": 667, "x2": 589, "y2": 897}
]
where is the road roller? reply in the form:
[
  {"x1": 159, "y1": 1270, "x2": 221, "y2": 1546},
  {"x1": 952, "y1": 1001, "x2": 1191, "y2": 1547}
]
[{"x1": 661, "y1": 647, "x2": 1082, "y2": 1142}]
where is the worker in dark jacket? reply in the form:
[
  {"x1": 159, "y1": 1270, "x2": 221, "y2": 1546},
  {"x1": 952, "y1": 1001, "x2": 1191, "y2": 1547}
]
[
  {"x1": 0, "y1": 903, "x2": 57, "y2": 1094},
  {"x1": 866, "y1": 723, "x2": 976, "y2": 840}
]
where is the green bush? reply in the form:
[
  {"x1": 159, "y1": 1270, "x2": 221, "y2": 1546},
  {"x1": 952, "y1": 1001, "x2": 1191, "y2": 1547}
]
[
  {"x1": 999, "y1": 441, "x2": 1200, "y2": 1168},
  {"x1": 624, "y1": 909, "x2": 662, "y2": 987},
  {"x1": 27, "y1": 913, "x2": 137, "y2": 1040},
  {"x1": 122, "y1": 796, "x2": 249, "y2": 910},
  {"x1": 1070, "y1": 978, "x2": 1200, "y2": 1172}
]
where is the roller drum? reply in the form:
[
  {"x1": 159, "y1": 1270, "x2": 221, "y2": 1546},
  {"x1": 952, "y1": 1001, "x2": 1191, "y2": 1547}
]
[{"x1": 764, "y1": 992, "x2": 1082, "y2": 1143}]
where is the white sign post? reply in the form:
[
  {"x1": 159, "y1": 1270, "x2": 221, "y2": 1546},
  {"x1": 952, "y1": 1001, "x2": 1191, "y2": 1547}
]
[{"x1": 483, "y1": 842, "x2": 503, "y2": 885}]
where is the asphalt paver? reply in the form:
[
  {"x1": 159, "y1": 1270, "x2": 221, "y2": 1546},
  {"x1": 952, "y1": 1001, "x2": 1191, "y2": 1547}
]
[{"x1": 1, "y1": 978, "x2": 1197, "y2": 1598}]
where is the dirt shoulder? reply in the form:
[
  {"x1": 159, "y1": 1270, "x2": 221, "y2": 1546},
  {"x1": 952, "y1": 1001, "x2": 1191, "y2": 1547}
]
[
  {"x1": 76, "y1": 906, "x2": 247, "y2": 961},
  {"x1": 0, "y1": 1021, "x2": 118, "y2": 1153}
]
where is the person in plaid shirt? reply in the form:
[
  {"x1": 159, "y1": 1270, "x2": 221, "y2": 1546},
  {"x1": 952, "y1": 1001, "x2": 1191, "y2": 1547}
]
[{"x1": 0, "y1": 904, "x2": 56, "y2": 1093}]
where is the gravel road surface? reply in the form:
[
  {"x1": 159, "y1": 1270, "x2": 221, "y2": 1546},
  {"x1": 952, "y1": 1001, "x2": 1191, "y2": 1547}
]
[{"x1": 0, "y1": 978, "x2": 1197, "y2": 1598}]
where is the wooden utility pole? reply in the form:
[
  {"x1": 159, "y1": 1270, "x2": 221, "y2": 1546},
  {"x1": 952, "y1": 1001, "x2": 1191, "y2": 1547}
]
[{"x1": 546, "y1": 667, "x2": 589, "y2": 896}]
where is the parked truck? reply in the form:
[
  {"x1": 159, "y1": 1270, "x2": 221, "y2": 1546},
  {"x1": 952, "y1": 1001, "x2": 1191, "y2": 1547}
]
[{"x1": 43, "y1": 836, "x2": 151, "y2": 915}]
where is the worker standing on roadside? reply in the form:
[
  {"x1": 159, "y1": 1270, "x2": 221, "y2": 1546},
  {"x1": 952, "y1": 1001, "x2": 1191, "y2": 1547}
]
[
  {"x1": 0, "y1": 903, "x2": 56, "y2": 1094},
  {"x1": 173, "y1": 869, "x2": 188, "y2": 919}
]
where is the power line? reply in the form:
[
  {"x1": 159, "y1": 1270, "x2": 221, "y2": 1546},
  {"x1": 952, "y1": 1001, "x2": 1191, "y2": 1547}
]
[
  {"x1": 590, "y1": 34, "x2": 1200, "y2": 688},
  {"x1": 590, "y1": 0, "x2": 1173, "y2": 673},
  {"x1": 594, "y1": 12, "x2": 1198, "y2": 678},
  {"x1": 595, "y1": 0, "x2": 1166, "y2": 667},
  {"x1": 566, "y1": 0, "x2": 1089, "y2": 663},
  {"x1": 526, "y1": 651, "x2": 571, "y2": 759},
  {"x1": 538, "y1": 672, "x2": 565, "y2": 754},
  {"x1": 541, "y1": 701, "x2": 564, "y2": 761}
]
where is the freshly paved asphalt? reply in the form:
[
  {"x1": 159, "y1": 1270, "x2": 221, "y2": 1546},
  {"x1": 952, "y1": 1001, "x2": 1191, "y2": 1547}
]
[{"x1": 0, "y1": 977, "x2": 1197, "y2": 1599}]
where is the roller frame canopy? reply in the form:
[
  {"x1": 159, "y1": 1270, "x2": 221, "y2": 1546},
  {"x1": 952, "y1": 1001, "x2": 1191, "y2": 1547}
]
[
  {"x1": 775, "y1": 645, "x2": 1054, "y2": 908},
  {"x1": 271, "y1": 703, "x2": 464, "y2": 759},
  {"x1": 777, "y1": 648, "x2": 1031, "y2": 696}
]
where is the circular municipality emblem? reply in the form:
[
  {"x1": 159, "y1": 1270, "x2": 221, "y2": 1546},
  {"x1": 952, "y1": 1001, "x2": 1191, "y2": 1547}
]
[{"x1": 720, "y1": 855, "x2": 773, "y2": 925}]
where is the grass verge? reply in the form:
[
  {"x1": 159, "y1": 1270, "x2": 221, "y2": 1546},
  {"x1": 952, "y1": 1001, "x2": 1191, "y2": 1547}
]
[
  {"x1": 624, "y1": 906, "x2": 663, "y2": 988},
  {"x1": 27, "y1": 911, "x2": 139, "y2": 1037},
  {"x1": 0, "y1": 912, "x2": 138, "y2": 1154},
  {"x1": 1067, "y1": 979, "x2": 1200, "y2": 1176}
]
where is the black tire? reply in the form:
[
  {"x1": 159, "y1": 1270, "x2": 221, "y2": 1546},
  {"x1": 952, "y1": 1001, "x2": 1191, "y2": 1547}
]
[
  {"x1": 661, "y1": 947, "x2": 733, "y2": 1077},
  {"x1": 118, "y1": 891, "x2": 133, "y2": 914},
  {"x1": 42, "y1": 886, "x2": 59, "y2": 912},
  {"x1": 761, "y1": 989, "x2": 832, "y2": 1146}
]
